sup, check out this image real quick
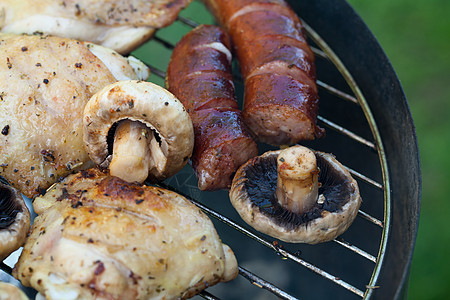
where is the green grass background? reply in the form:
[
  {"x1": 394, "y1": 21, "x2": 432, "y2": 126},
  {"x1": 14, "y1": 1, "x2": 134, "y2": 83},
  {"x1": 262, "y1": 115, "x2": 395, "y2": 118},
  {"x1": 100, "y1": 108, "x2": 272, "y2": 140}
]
[{"x1": 346, "y1": 1, "x2": 450, "y2": 299}]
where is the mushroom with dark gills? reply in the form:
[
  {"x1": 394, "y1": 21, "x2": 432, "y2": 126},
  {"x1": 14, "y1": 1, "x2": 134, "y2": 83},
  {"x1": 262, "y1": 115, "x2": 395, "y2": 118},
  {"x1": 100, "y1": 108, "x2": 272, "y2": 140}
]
[
  {"x1": 83, "y1": 80, "x2": 194, "y2": 184},
  {"x1": 229, "y1": 145, "x2": 361, "y2": 244},
  {"x1": 0, "y1": 181, "x2": 30, "y2": 260}
]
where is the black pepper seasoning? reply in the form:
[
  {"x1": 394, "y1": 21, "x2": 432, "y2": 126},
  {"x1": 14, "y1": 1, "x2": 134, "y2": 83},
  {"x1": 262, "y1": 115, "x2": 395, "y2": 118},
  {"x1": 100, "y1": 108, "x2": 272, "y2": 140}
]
[{"x1": 1, "y1": 125, "x2": 9, "y2": 135}]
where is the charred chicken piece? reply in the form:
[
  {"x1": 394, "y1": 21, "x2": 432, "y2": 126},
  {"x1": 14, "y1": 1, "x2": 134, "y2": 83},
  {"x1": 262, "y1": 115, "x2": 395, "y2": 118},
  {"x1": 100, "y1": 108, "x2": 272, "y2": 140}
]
[
  {"x1": 13, "y1": 168, "x2": 238, "y2": 300},
  {"x1": 0, "y1": 33, "x2": 149, "y2": 199},
  {"x1": 0, "y1": 0, "x2": 193, "y2": 54}
]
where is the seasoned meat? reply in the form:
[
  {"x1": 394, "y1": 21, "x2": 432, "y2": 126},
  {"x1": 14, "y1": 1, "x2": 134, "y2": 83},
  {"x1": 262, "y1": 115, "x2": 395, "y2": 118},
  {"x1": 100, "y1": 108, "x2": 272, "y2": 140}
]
[
  {"x1": 204, "y1": 0, "x2": 324, "y2": 145},
  {"x1": 0, "y1": 0, "x2": 193, "y2": 54},
  {"x1": 189, "y1": 108, "x2": 257, "y2": 190},
  {"x1": 166, "y1": 25, "x2": 257, "y2": 190},
  {"x1": 13, "y1": 168, "x2": 238, "y2": 300},
  {"x1": 0, "y1": 33, "x2": 148, "y2": 198}
]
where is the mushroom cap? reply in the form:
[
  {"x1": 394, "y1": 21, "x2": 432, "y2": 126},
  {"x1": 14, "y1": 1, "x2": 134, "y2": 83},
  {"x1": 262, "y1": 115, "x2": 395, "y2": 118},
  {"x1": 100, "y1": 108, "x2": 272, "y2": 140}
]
[
  {"x1": 229, "y1": 149, "x2": 361, "y2": 244},
  {"x1": 83, "y1": 80, "x2": 194, "y2": 181},
  {"x1": 0, "y1": 182, "x2": 31, "y2": 260}
]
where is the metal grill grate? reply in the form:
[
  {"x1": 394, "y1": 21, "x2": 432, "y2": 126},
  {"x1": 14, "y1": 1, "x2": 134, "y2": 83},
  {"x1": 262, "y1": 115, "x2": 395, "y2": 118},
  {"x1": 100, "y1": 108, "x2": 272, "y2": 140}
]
[
  {"x1": 0, "y1": 2, "x2": 392, "y2": 300},
  {"x1": 149, "y1": 10, "x2": 389, "y2": 300}
]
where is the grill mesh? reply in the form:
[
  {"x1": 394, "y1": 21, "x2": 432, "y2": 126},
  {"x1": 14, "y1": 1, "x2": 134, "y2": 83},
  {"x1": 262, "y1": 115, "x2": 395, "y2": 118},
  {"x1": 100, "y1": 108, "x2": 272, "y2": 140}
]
[
  {"x1": 0, "y1": 1, "x2": 390, "y2": 299},
  {"x1": 145, "y1": 8, "x2": 389, "y2": 299}
]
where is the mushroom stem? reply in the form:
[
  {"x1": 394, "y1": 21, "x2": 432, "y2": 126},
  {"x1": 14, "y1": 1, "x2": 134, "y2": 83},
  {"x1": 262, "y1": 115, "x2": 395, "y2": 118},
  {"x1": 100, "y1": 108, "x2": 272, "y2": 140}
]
[
  {"x1": 109, "y1": 120, "x2": 151, "y2": 183},
  {"x1": 275, "y1": 145, "x2": 319, "y2": 214}
]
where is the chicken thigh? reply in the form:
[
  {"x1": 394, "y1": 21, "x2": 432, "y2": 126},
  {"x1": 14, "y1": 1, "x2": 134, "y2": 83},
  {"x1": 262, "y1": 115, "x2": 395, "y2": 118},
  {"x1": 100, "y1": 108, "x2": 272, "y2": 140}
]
[
  {"x1": 0, "y1": 0, "x2": 192, "y2": 54},
  {"x1": 13, "y1": 167, "x2": 238, "y2": 300},
  {"x1": 0, "y1": 33, "x2": 149, "y2": 198}
]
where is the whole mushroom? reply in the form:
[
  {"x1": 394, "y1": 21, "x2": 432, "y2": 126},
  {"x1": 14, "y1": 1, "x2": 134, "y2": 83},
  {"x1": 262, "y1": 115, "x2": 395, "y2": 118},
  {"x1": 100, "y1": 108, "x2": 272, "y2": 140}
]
[
  {"x1": 0, "y1": 181, "x2": 30, "y2": 261},
  {"x1": 229, "y1": 145, "x2": 361, "y2": 244},
  {"x1": 83, "y1": 80, "x2": 194, "y2": 183}
]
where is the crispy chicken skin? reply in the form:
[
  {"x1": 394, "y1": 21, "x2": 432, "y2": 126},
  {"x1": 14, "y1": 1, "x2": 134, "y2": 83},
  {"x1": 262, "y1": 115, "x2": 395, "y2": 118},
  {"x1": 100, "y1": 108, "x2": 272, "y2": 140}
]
[
  {"x1": 13, "y1": 168, "x2": 238, "y2": 300},
  {"x1": 0, "y1": 34, "x2": 146, "y2": 198},
  {"x1": 0, "y1": 0, "x2": 193, "y2": 54}
]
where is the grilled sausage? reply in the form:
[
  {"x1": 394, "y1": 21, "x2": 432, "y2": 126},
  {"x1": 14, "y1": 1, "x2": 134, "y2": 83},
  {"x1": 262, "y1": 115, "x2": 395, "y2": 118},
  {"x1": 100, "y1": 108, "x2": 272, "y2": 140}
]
[
  {"x1": 204, "y1": 0, "x2": 324, "y2": 145},
  {"x1": 166, "y1": 24, "x2": 258, "y2": 191}
]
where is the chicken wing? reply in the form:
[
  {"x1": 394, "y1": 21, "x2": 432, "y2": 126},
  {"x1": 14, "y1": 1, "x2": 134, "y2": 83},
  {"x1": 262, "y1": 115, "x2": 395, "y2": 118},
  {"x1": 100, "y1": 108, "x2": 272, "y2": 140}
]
[
  {"x1": 13, "y1": 167, "x2": 238, "y2": 300},
  {"x1": 0, "y1": 33, "x2": 149, "y2": 198}
]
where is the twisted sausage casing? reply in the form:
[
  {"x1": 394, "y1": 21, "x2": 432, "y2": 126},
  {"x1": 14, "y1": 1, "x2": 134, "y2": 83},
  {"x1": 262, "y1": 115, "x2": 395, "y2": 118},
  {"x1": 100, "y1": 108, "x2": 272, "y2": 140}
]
[
  {"x1": 204, "y1": 0, "x2": 324, "y2": 145},
  {"x1": 166, "y1": 24, "x2": 258, "y2": 190}
]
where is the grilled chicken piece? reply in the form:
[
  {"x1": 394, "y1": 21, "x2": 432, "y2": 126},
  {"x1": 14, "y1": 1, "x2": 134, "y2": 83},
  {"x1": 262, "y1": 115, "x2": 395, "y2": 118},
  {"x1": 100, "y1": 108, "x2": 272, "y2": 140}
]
[
  {"x1": 0, "y1": 0, "x2": 193, "y2": 54},
  {"x1": 13, "y1": 168, "x2": 238, "y2": 300},
  {"x1": 0, "y1": 33, "x2": 149, "y2": 199}
]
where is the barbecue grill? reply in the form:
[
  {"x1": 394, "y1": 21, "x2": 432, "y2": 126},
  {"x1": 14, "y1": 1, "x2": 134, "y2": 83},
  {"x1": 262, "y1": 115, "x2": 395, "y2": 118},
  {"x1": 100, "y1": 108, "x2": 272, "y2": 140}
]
[{"x1": 0, "y1": 0, "x2": 421, "y2": 299}]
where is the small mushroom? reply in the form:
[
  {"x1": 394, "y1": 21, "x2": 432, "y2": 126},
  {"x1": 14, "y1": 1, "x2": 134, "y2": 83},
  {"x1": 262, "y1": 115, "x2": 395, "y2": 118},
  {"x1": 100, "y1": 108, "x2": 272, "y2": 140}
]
[
  {"x1": 0, "y1": 181, "x2": 30, "y2": 260},
  {"x1": 83, "y1": 80, "x2": 194, "y2": 183},
  {"x1": 229, "y1": 145, "x2": 361, "y2": 244}
]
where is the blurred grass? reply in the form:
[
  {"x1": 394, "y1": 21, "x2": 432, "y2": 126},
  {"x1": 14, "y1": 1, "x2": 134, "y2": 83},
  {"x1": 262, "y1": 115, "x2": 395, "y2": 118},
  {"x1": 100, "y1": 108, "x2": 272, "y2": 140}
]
[{"x1": 346, "y1": 0, "x2": 450, "y2": 299}]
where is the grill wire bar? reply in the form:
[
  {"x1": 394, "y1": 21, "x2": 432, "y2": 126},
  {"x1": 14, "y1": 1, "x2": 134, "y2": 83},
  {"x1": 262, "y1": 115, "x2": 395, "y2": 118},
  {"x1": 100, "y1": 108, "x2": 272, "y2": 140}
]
[
  {"x1": 238, "y1": 266, "x2": 298, "y2": 300},
  {"x1": 317, "y1": 116, "x2": 377, "y2": 150},
  {"x1": 199, "y1": 291, "x2": 220, "y2": 300},
  {"x1": 316, "y1": 79, "x2": 359, "y2": 104}
]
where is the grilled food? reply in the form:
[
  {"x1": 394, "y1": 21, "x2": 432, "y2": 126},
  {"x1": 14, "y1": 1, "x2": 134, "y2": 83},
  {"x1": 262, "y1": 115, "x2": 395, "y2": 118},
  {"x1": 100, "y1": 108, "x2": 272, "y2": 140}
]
[
  {"x1": 230, "y1": 146, "x2": 361, "y2": 244},
  {"x1": 0, "y1": 33, "x2": 148, "y2": 198},
  {"x1": 204, "y1": 0, "x2": 324, "y2": 145},
  {"x1": 83, "y1": 80, "x2": 194, "y2": 184},
  {"x1": 13, "y1": 168, "x2": 239, "y2": 300},
  {"x1": 0, "y1": 182, "x2": 30, "y2": 261},
  {"x1": 166, "y1": 24, "x2": 258, "y2": 190},
  {"x1": 0, "y1": 0, "x2": 193, "y2": 54}
]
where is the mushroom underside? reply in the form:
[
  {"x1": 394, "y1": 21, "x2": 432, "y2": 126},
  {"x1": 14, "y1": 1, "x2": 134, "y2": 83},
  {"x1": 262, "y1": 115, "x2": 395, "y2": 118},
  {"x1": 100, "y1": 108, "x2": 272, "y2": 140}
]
[
  {"x1": 241, "y1": 152, "x2": 355, "y2": 231},
  {"x1": 0, "y1": 183, "x2": 21, "y2": 229},
  {"x1": 104, "y1": 118, "x2": 164, "y2": 165},
  {"x1": 0, "y1": 181, "x2": 31, "y2": 260}
]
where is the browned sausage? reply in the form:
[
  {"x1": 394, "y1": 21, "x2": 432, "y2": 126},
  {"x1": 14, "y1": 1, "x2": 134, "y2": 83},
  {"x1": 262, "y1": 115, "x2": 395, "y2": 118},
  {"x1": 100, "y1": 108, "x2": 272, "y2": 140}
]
[
  {"x1": 166, "y1": 24, "x2": 258, "y2": 191},
  {"x1": 204, "y1": 0, "x2": 324, "y2": 145}
]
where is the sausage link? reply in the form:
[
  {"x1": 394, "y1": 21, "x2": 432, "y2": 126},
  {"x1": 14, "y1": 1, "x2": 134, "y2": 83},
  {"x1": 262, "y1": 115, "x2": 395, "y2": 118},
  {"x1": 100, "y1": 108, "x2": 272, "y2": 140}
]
[
  {"x1": 204, "y1": 0, "x2": 324, "y2": 145},
  {"x1": 166, "y1": 24, "x2": 258, "y2": 190}
]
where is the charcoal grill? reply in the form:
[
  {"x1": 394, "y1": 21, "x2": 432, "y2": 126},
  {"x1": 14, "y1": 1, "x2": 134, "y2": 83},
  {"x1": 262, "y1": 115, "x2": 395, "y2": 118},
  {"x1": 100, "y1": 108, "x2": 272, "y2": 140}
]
[{"x1": 0, "y1": 0, "x2": 421, "y2": 299}]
